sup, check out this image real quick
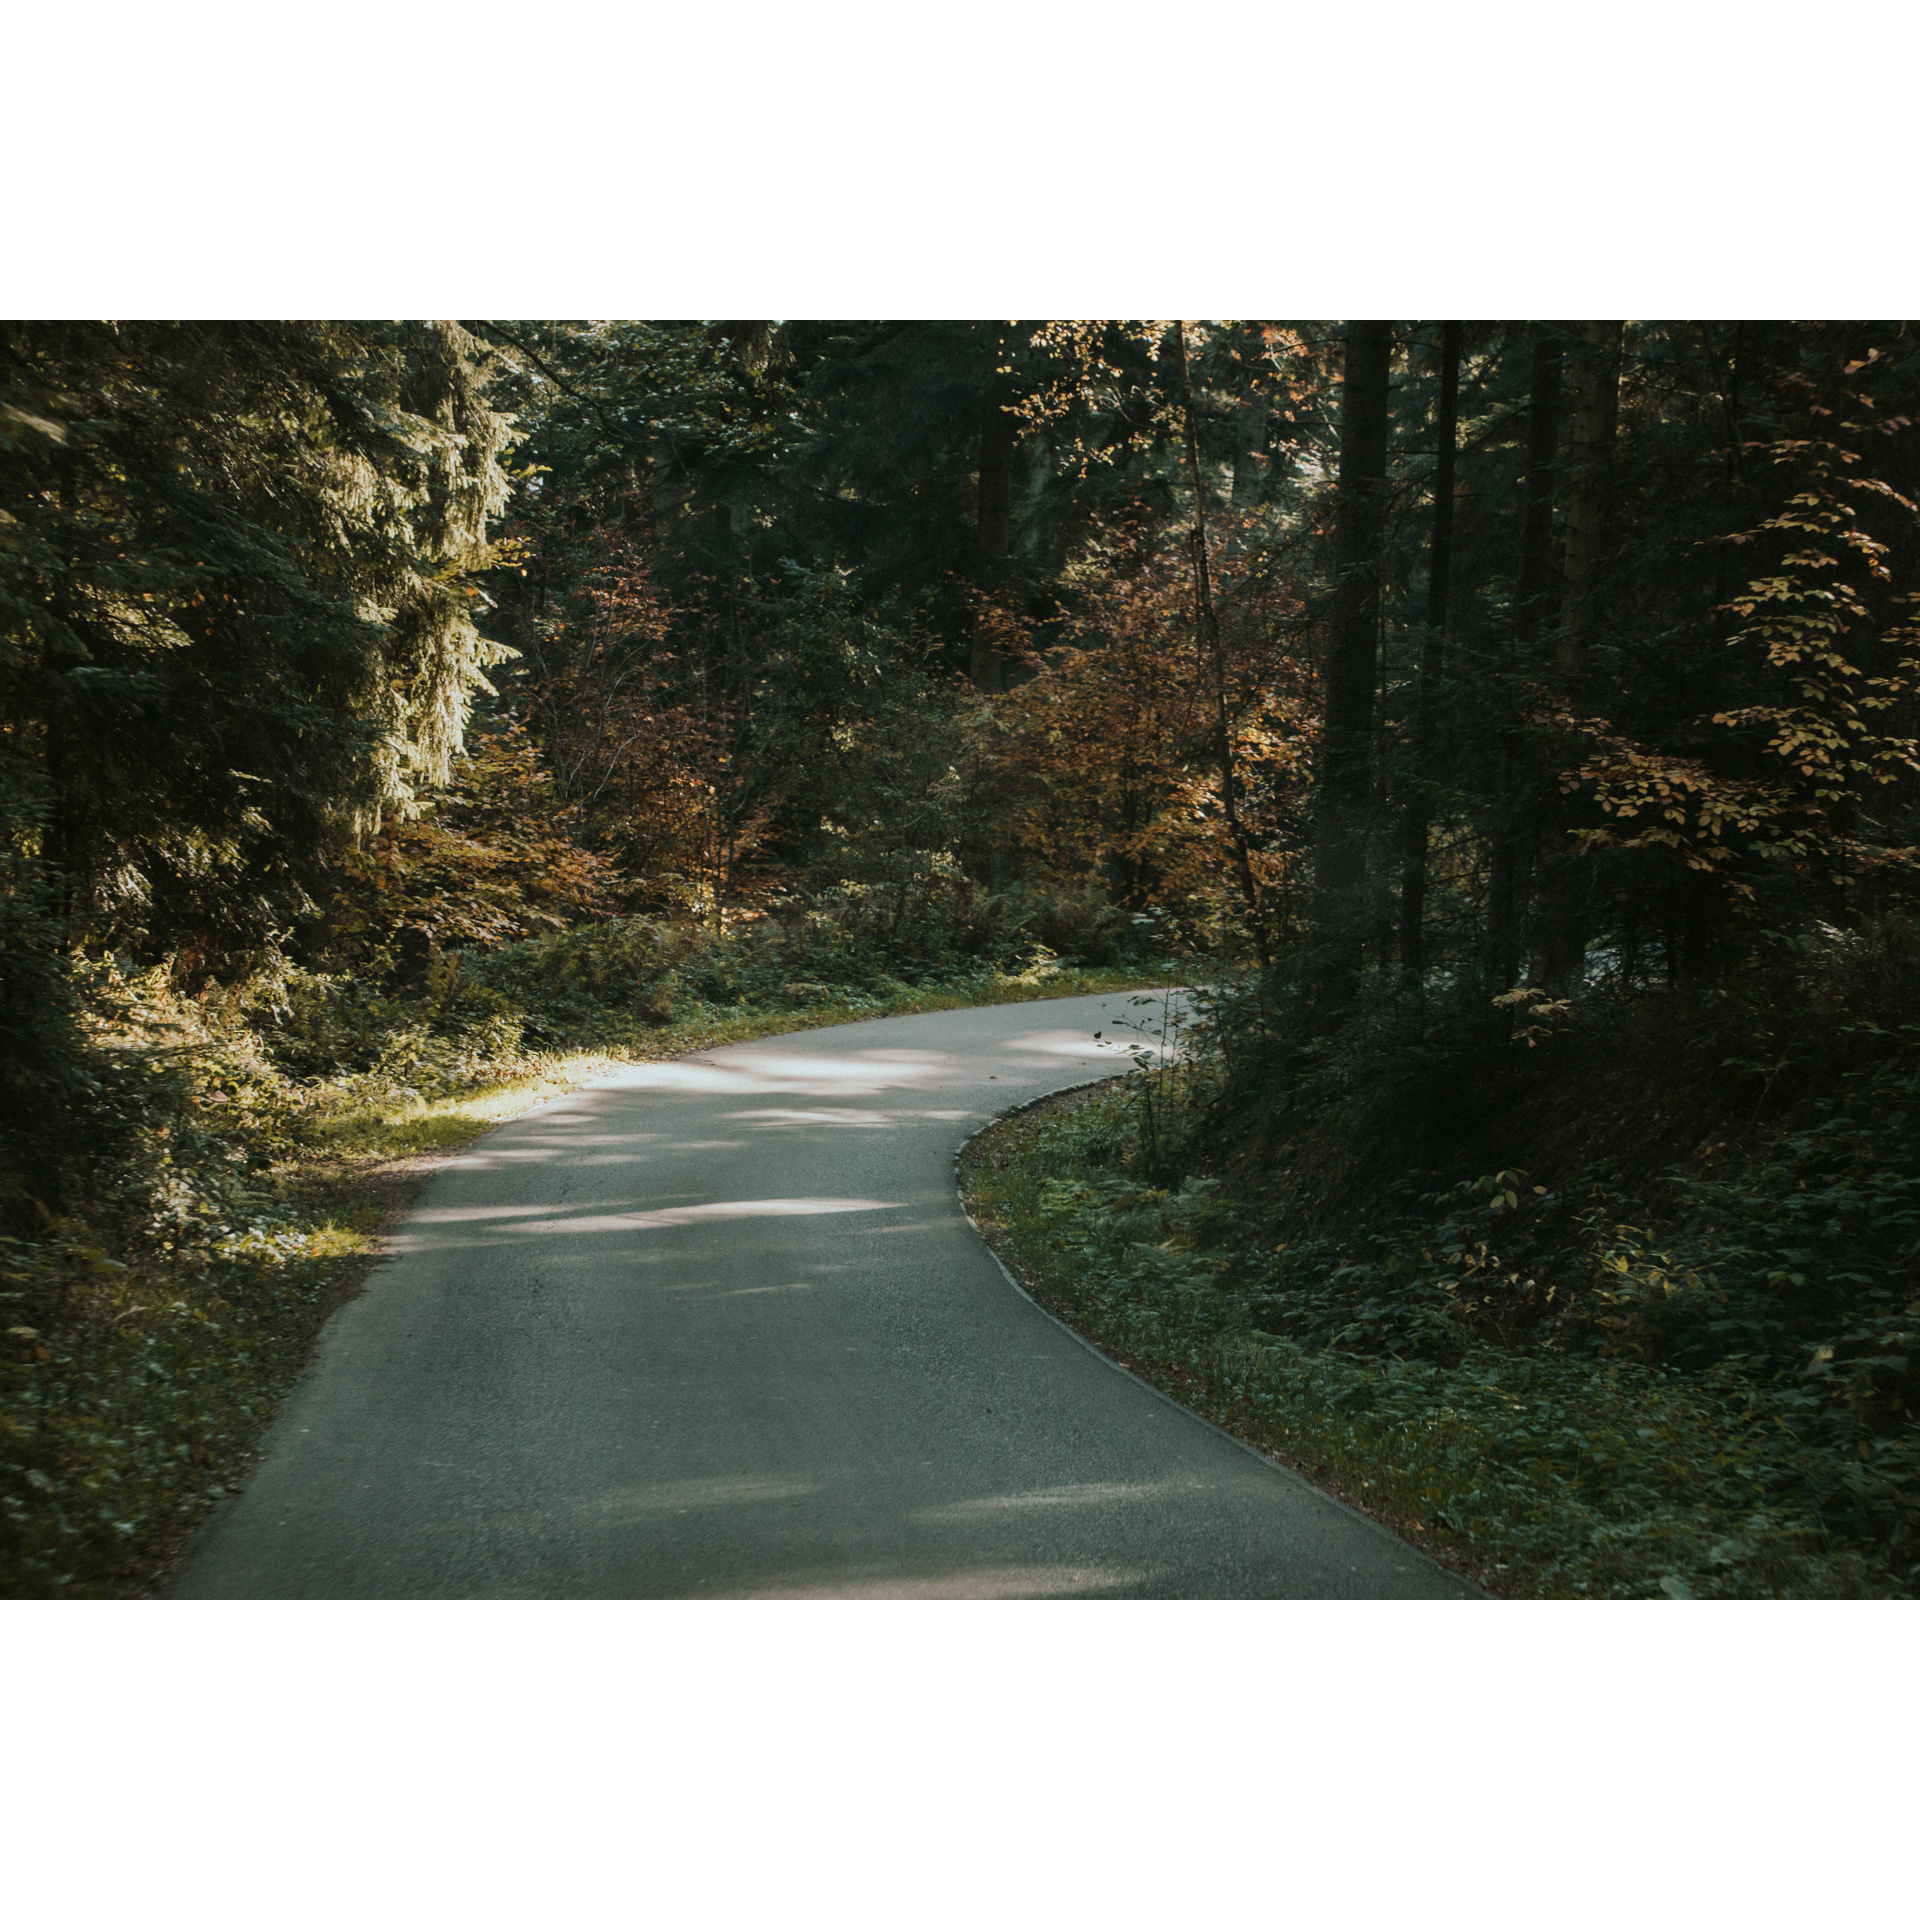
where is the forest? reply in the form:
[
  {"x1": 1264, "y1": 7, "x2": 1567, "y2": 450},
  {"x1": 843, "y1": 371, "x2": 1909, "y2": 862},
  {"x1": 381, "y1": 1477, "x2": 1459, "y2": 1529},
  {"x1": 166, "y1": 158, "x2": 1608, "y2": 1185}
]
[{"x1": 4, "y1": 317, "x2": 1919, "y2": 1597}]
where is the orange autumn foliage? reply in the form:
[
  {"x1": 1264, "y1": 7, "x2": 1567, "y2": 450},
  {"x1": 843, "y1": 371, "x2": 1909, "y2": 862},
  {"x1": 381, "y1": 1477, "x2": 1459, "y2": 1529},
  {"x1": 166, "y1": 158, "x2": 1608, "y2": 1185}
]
[
  {"x1": 521, "y1": 509, "x2": 775, "y2": 915},
  {"x1": 328, "y1": 719, "x2": 622, "y2": 953},
  {"x1": 992, "y1": 518, "x2": 1317, "y2": 952}
]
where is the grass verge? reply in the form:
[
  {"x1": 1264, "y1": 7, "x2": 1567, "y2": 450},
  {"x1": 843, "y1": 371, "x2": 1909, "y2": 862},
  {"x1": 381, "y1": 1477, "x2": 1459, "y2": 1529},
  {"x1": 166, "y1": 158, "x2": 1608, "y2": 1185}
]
[{"x1": 958, "y1": 1078, "x2": 1900, "y2": 1599}]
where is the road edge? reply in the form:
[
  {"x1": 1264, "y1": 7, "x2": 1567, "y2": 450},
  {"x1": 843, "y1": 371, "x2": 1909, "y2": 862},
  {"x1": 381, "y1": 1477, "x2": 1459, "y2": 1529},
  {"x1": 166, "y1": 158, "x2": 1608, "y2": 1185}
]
[{"x1": 956, "y1": 1080, "x2": 1487, "y2": 1599}]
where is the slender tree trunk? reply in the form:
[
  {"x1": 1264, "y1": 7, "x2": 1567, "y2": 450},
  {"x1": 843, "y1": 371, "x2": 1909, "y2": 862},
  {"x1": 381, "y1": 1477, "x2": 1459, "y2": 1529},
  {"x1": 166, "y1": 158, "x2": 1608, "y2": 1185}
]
[
  {"x1": 1556, "y1": 321, "x2": 1623, "y2": 692},
  {"x1": 1229, "y1": 325, "x2": 1270, "y2": 511},
  {"x1": 44, "y1": 460, "x2": 82, "y2": 934},
  {"x1": 1397, "y1": 321, "x2": 1461, "y2": 981},
  {"x1": 1487, "y1": 325, "x2": 1563, "y2": 993},
  {"x1": 970, "y1": 342, "x2": 1020, "y2": 890},
  {"x1": 1540, "y1": 321, "x2": 1624, "y2": 987},
  {"x1": 1172, "y1": 322, "x2": 1269, "y2": 967},
  {"x1": 1312, "y1": 321, "x2": 1394, "y2": 1011},
  {"x1": 969, "y1": 356, "x2": 1016, "y2": 696}
]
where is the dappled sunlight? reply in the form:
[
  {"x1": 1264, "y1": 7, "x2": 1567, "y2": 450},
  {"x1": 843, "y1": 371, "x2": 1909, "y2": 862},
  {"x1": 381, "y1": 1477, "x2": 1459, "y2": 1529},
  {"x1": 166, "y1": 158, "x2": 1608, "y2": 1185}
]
[
  {"x1": 720, "y1": 1105, "x2": 985, "y2": 1130},
  {"x1": 998, "y1": 1028, "x2": 1158, "y2": 1063},
  {"x1": 434, "y1": 1146, "x2": 567, "y2": 1168},
  {"x1": 585, "y1": 1476, "x2": 822, "y2": 1518},
  {"x1": 389, "y1": 1194, "x2": 902, "y2": 1253},
  {"x1": 413, "y1": 1203, "x2": 578, "y2": 1224},
  {"x1": 654, "y1": 1278, "x2": 817, "y2": 1297},
  {"x1": 918, "y1": 1480, "x2": 1188, "y2": 1520},
  {"x1": 508, "y1": 1132, "x2": 666, "y2": 1147},
  {"x1": 406, "y1": 1066, "x2": 626, "y2": 1128},
  {"x1": 592, "y1": 1049, "x2": 962, "y2": 1097},
  {"x1": 737, "y1": 1562, "x2": 1147, "y2": 1599},
  {"x1": 545, "y1": 1019, "x2": 1159, "y2": 1126},
  {"x1": 495, "y1": 1197, "x2": 902, "y2": 1236}
]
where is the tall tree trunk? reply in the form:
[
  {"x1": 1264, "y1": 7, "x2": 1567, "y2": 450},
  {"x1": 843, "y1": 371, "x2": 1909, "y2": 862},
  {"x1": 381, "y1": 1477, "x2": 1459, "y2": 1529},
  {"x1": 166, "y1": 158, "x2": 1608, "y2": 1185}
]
[
  {"x1": 969, "y1": 358, "x2": 1016, "y2": 695},
  {"x1": 1172, "y1": 322, "x2": 1269, "y2": 967},
  {"x1": 1540, "y1": 321, "x2": 1624, "y2": 986},
  {"x1": 1487, "y1": 324, "x2": 1563, "y2": 993},
  {"x1": 1229, "y1": 324, "x2": 1271, "y2": 511},
  {"x1": 1312, "y1": 320, "x2": 1394, "y2": 1011},
  {"x1": 1397, "y1": 321, "x2": 1461, "y2": 981},
  {"x1": 1556, "y1": 321, "x2": 1623, "y2": 692},
  {"x1": 970, "y1": 344, "x2": 1019, "y2": 890}
]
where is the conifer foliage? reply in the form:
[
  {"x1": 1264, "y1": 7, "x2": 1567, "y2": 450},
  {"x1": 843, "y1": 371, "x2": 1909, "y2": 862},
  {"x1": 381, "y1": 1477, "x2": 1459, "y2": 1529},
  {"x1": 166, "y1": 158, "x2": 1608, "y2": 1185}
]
[{"x1": 0, "y1": 321, "x2": 513, "y2": 1211}]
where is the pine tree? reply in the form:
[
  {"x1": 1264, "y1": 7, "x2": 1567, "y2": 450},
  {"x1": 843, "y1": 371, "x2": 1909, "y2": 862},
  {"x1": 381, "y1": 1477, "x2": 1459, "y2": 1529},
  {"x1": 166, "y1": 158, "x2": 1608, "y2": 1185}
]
[
  {"x1": 0, "y1": 320, "x2": 513, "y2": 966},
  {"x1": 0, "y1": 321, "x2": 513, "y2": 1215},
  {"x1": 1311, "y1": 320, "x2": 1393, "y2": 1008}
]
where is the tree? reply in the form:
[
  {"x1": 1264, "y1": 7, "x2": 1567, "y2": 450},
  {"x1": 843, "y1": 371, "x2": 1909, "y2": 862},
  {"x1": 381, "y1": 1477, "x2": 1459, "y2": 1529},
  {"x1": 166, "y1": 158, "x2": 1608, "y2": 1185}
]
[
  {"x1": 0, "y1": 321, "x2": 513, "y2": 969},
  {"x1": 992, "y1": 512, "x2": 1311, "y2": 954},
  {"x1": 321, "y1": 716, "x2": 622, "y2": 962},
  {"x1": 970, "y1": 341, "x2": 1020, "y2": 696},
  {"x1": 1172, "y1": 321, "x2": 1269, "y2": 963},
  {"x1": 1397, "y1": 320, "x2": 1462, "y2": 980},
  {"x1": 1311, "y1": 320, "x2": 1394, "y2": 1007},
  {"x1": 1486, "y1": 323, "x2": 1565, "y2": 991},
  {"x1": 1539, "y1": 320, "x2": 1625, "y2": 985},
  {"x1": 1571, "y1": 368, "x2": 1920, "y2": 921},
  {"x1": 0, "y1": 319, "x2": 513, "y2": 1216}
]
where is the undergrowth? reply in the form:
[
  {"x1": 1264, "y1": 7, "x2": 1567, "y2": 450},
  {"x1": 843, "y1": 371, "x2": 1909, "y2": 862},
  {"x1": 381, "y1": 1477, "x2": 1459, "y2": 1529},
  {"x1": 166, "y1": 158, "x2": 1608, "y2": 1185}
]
[{"x1": 960, "y1": 1053, "x2": 1915, "y2": 1600}]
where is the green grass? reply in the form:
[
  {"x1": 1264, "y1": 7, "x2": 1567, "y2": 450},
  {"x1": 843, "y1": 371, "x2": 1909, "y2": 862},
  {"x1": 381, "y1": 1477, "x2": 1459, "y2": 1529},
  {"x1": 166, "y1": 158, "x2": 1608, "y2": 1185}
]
[
  {"x1": 959, "y1": 1080, "x2": 1901, "y2": 1599},
  {"x1": 0, "y1": 1213, "x2": 381, "y2": 1598},
  {"x1": 1, "y1": 959, "x2": 1187, "y2": 1597}
]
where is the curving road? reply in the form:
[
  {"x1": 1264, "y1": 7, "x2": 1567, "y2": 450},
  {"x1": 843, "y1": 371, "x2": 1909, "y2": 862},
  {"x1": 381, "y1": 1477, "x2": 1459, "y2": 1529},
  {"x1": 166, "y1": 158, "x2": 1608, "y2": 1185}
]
[{"x1": 168, "y1": 992, "x2": 1474, "y2": 1598}]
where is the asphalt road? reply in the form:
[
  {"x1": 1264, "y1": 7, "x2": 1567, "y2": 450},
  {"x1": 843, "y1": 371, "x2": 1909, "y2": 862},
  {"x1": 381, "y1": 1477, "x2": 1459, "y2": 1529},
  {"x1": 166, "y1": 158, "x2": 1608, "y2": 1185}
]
[{"x1": 167, "y1": 991, "x2": 1475, "y2": 1598}]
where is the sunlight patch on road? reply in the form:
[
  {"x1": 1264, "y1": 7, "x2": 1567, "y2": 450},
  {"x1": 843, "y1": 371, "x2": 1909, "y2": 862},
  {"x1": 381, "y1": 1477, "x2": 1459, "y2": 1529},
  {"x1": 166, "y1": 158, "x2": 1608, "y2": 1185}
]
[
  {"x1": 737, "y1": 1562, "x2": 1147, "y2": 1598},
  {"x1": 591, "y1": 1049, "x2": 961, "y2": 1096},
  {"x1": 586, "y1": 1477, "x2": 824, "y2": 1517},
  {"x1": 434, "y1": 1146, "x2": 569, "y2": 1167},
  {"x1": 919, "y1": 1480, "x2": 1180, "y2": 1518},
  {"x1": 494, "y1": 1197, "x2": 903, "y2": 1235},
  {"x1": 722, "y1": 1105, "x2": 985, "y2": 1129},
  {"x1": 997, "y1": 1027, "x2": 1159, "y2": 1062},
  {"x1": 508, "y1": 1131, "x2": 666, "y2": 1147},
  {"x1": 412, "y1": 1203, "x2": 579, "y2": 1223}
]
